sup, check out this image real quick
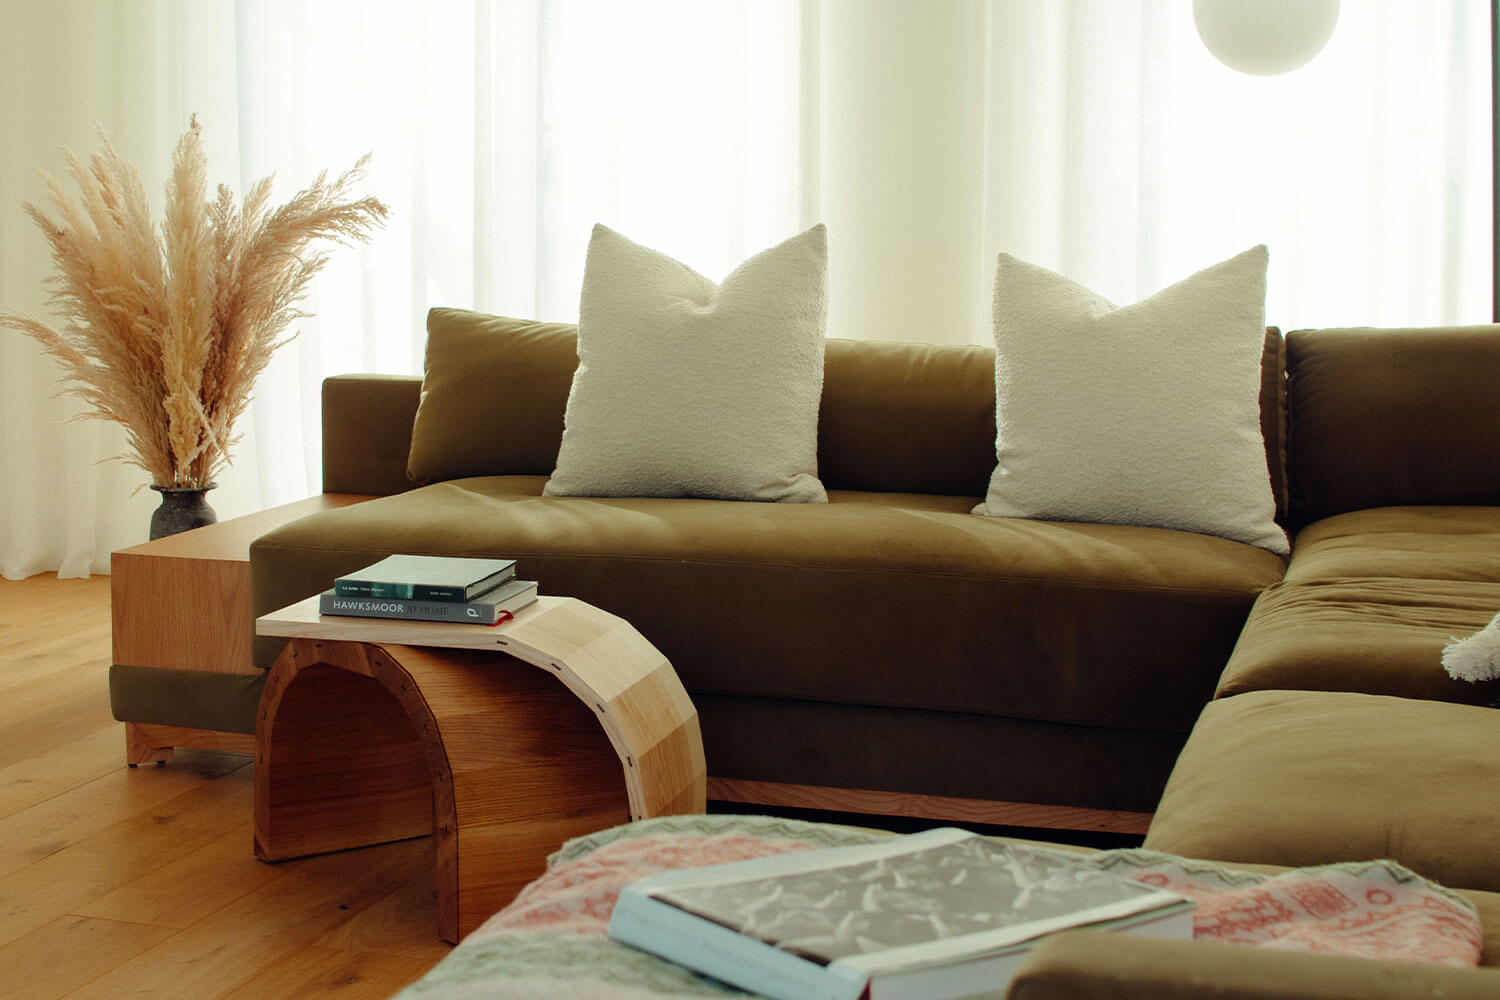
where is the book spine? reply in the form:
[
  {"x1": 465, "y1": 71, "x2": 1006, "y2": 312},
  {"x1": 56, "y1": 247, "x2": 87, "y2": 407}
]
[
  {"x1": 333, "y1": 580, "x2": 508, "y2": 602},
  {"x1": 607, "y1": 890, "x2": 860, "y2": 1000},
  {"x1": 409, "y1": 584, "x2": 466, "y2": 602},
  {"x1": 320, "y1": 593, "x2": 501, "y2": 624},
  {"x1": 332, "y1": 580, "x2": 418, "y2": 599}
]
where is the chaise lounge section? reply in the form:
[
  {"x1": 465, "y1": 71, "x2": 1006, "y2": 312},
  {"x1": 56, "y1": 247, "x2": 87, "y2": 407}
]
[{"x1": 1144, "y1": 325, "x2": 1500, "y2": 893}]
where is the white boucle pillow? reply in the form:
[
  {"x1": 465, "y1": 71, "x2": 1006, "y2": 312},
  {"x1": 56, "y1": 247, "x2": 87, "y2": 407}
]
[
  {"x1": 544, "y1": 224, "x2": 829, "y2": 503},
  {"x1": 973, "y1": 246, "x2": 1289, "y2": 555}
]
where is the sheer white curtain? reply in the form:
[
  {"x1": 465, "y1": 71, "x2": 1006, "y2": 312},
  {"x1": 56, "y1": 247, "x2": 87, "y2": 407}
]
[
  {"x1": 823, "y1": 0, "x2": 1491, "y2": 343},
  {"x1": 982, "y1": 0, "x2": 1492, "y2": 328},
  {"x1": 1, "y1": 0, "x2": 809, "y2": 578},
  {"x1": 1, "y1": 1, "x2": 216, "y2": 581},
  {"x1": 1, "y1": 0, "x2": 1491, "y2": 579}
]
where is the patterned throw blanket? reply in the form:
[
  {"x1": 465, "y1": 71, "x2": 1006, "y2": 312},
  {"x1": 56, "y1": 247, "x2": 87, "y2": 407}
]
[{"x1": 395, "y1": 815, "x2": 1482, "y2": 999}]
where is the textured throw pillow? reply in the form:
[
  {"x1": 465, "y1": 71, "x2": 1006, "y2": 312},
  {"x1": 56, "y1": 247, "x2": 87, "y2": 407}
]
[
  {"x1": 973, "y1": 246, "x2": 1289, "y2": 555},
  {"x1": 544, "y1": 224, "x2": 829, "y2": 502}
]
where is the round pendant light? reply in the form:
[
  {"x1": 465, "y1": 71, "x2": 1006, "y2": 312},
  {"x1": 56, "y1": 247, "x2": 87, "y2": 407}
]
[{"x1": 1193, "y1": 0, "x2": 1340, "y2": 76}]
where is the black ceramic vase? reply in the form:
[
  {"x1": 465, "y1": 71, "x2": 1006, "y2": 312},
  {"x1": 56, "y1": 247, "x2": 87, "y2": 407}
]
[{"x1": 148, "y1": 483, "x2": 218, "y2": 540}]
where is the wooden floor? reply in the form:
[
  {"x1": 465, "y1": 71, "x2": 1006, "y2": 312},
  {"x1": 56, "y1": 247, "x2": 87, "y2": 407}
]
[{"x1": 0, "y1": 574, "x2": 452, "y2": 1000}]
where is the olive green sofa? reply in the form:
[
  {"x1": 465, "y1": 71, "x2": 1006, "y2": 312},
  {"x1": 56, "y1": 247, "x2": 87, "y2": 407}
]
[
  {"x1": 233, "y1": 311, "x2": 1499, "y2": 833},
  {"x1": 111, "y1": 310, "x2": 1500, "y2": 994},
  {"x1": 242, "y1": 309, "x2": 1295, "y2": 824}
]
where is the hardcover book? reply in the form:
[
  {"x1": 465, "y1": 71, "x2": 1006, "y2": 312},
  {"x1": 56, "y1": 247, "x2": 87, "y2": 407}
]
[
  {"x1": 320, "y1": 577, "x2": 538, "y2": 625},
  {"x1": 333, "y1": 554, "x2": 517, "y2": 601},
  {"x1": 608, "y1": 827, "x2": 1194, "y2": 1000}
]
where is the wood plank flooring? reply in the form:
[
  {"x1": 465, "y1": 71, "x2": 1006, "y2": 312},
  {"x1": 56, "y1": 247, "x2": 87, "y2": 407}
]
[{"x1": 0, "y1": 574, "x2": 451, "y2": 999}]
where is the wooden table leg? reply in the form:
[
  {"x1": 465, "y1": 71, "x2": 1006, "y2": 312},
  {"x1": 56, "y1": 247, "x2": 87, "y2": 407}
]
[
  {"x1": 254, "y1": 596, "x2": 708, "y2": 942},
  {"x1": 255, "y1": 637, "x2": 633, "y2": 941}
]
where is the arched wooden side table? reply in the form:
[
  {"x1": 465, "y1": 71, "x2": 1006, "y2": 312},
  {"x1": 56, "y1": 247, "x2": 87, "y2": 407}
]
[{"x1": 255, "y1": 595, "x2": 706, "y2": 942}]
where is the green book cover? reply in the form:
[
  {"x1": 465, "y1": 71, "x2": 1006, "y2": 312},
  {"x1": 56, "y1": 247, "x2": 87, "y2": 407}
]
[{"x1": 333, "y1": 554, "x2": 517, "y2": 602}]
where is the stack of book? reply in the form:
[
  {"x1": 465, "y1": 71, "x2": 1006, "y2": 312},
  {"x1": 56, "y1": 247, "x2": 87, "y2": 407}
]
[{"x1": 319, "y1": 554, "x2": 538, "y2": 625}]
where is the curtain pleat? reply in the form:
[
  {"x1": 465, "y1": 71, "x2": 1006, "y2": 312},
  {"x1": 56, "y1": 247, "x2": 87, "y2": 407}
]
[
  {"x1": 0, "y1": 0, "x2": 806, "y2": 577},
  {"x1": 0, "y1": 0, "x2": 1490, "y2": 578}
]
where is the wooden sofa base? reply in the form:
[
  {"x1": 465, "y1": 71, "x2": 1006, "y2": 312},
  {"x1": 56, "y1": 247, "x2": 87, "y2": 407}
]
[
  {"x1": 706, "y1": 777, "x2": 1153, "y2": 836},
  {"x1": 120, "y1": 742, "x2": 1150, "y2": 836},
  {"x1": 112, "y1": 499, "x2": 1153, "y2": 839},
  {"x1": 125, "y1": 721, "x2": 255, "y2": 765},
  {"x1": 110, "y1": 493, "x2": 374, "y2": 766}
]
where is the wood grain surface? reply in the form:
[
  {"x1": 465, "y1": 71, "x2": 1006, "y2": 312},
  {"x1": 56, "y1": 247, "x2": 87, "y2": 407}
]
[
  {"x1": 706, "y1": 777, "x2": 1154, "y2": 835},
  {"x1": 255, "y1": 596, "x2": 707, "y2": 941},
  {"x1": 2, "y1": 573, "x2": 451, "y2": 998},
  {"x1": 111, "y1": 494, "x2": 371, "y2": 676}
]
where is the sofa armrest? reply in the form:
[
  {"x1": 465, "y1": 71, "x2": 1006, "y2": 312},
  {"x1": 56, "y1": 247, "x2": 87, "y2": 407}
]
[
  {"x1": 1007, "y1": 932, "x2": 1499, "y2": 1000},
  {"x1": 321, "y1": 374, "x2": 422, "y2": 496}
]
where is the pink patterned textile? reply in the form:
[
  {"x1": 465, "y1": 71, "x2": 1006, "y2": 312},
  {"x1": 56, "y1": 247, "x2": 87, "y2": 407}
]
[
  {"x1": 482, "y1": 833, "x2": 819, "y2": 938},
  {"x1": 1099, "y1": 852, "x2": 1482, "y2": 968},
  {"x1": 476, "y1": 830, "x2": 1482, "y2": 969}
]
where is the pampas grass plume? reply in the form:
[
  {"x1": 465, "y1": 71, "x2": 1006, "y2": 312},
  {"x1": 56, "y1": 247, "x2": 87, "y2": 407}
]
[{"x1": 1, "y1": 116, "x2": 388, "y2": 488}]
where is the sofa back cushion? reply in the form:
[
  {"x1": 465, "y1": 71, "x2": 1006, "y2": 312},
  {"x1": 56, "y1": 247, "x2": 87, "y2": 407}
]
[
  {"x1": 407, "y1": 309, "x2": 578, "y2": 483},
  {"x1": 1259, "y1": 327, "x2": 1290, "y2": 524},
  {"x1": 1286, "y1": 326, "x2": 1500, "y2": 526},
  {"x1": 817, "y1": 338, "x2": 997, "y2": 495},
  {"x1": 407, "y1": 307, "x2": 1290, "y2": 510},
  {"x1": 818, "y1": 328, "x2": 1288, "y2": 511}
]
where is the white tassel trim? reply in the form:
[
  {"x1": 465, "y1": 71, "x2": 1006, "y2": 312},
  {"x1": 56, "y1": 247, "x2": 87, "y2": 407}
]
[{"x1": 1442, "y1": 611, "x2": 1500, "y2": 683}]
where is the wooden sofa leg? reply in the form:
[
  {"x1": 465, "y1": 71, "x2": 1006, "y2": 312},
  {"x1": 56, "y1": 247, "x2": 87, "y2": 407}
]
[
  {"x1": 122, "y1": 721, "x2": 257, "y2": 766},
  {"x1": 124, "y1": 722, "x2": 174, "y2": 765}
]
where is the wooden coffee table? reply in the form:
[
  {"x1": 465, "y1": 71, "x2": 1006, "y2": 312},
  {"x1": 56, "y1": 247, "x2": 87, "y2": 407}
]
[{"x1": 254, "y1": 595, "x2": 706, "y2": 942}]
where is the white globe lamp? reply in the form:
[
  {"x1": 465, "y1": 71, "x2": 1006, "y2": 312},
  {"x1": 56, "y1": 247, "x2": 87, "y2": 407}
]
[{"x1": 1193, "y1": 0, "x2": 1341, "y2": 76}]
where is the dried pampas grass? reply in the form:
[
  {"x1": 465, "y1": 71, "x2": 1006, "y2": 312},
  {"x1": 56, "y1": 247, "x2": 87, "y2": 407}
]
[{"x1": 1, "y1": 116, "x2": 388, "y2": 488}]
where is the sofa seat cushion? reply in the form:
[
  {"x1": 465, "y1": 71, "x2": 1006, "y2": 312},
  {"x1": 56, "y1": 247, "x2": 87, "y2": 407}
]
[
  {"x1": 1010, "y1": 927, "x2": 1500, "y2": 1000},
  {"x1": 1282, "y1": 506, "x2": 1500, "y2": 584},
  {"x1": 250, "y1": 476, "x2": 1284, "y2": 734},
  {"x1": 1144, "y1": 689, "x2": 1500, "y2": 893},
  {"x1": 1218, "y1": 506, "x2": 1500, "y2": 706}
]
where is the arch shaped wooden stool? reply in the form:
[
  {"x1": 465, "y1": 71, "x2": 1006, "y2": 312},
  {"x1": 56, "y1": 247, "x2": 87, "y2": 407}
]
[{"x1": 255, "y1": 596, "x2": 706, "y2": 942}]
